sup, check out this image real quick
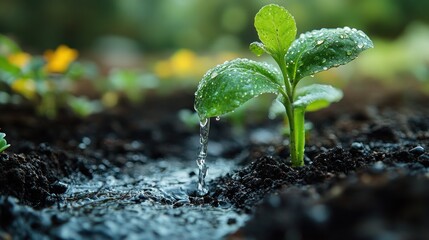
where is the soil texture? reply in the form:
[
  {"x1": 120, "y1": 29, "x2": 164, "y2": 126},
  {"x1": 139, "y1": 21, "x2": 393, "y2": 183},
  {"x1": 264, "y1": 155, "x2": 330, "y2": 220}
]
[{"x1": 1, "y1": 85, "x2": 428, "y2": 240}]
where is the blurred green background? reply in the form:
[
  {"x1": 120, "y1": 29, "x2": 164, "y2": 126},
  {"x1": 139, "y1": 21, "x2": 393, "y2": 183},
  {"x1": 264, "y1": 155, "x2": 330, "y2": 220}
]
[
  {"x1": 1, "y1": 0, "x2": 429, "y2": 104},
  {"x1": 0, "y1": 0, "x2": 429, "y2": 52},
  {"x1": 1, "y1": 0, "x2": 428, "y2": 52}
]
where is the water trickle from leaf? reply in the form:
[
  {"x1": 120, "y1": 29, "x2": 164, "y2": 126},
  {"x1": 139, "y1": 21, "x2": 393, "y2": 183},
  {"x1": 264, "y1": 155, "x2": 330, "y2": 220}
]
[{"x1": 196, "y1": 118, "x2": 210, "y2": 195}]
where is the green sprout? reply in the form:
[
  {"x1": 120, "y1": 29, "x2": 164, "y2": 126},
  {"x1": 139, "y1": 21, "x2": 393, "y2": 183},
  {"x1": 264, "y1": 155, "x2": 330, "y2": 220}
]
[
  {"x1": 0, "y1": 132, "x2": 11, "y2": 153},
  {"x1": 194, "y1": 4, "x2": 373, "y2": 167}
]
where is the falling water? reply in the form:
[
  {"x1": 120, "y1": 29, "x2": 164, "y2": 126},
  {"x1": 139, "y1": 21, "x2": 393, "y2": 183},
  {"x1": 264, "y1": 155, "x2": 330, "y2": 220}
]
[{"x1": 196, "y1": 118, "x2": 210, "y2": 195}]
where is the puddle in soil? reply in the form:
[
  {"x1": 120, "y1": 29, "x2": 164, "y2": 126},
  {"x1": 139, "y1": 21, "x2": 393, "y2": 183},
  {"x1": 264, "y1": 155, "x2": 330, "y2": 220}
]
[{"x1": 45, "y1": 157, "x2": 248, "y2": 240}]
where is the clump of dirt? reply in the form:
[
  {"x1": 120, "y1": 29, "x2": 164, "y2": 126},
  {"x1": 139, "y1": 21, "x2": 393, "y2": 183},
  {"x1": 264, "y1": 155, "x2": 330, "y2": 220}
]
[
  {"x1": 0, "y1": 144, "x2": 92, "y2": 208},
  {"x1": 209, "y1": 143, "x2": 427, "y2": 212},
  {"x1": 239, "y1": 175, "x2": 429, "y2": 240}
]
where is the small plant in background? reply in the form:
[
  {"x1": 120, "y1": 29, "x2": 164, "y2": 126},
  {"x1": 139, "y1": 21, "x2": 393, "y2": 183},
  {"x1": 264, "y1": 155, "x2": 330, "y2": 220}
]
[
  {"x1": 103, "y1": 68, "x2": 159, "y2": 104},
  {"x1": 0, "y1": 35, "x2": 102, "y2": 118},
  {"x1": 1, "y1": 35, "x2": 164, "y2": 118},
  {"x1": 0, "y1": 132, "x2": 10, "y2": 153},
  {"x1": 178, "y1": 109, "x2": 200, "y2": 130},
  {"x1": 194, "y1": 4, "x2": 373, "y2": 167}
]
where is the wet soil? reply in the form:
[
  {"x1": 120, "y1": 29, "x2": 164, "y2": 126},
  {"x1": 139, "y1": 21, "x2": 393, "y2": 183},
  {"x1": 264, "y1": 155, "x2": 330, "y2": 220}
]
[{"x1": 0, "y1": 85, "x2": 428, "y2": 240}]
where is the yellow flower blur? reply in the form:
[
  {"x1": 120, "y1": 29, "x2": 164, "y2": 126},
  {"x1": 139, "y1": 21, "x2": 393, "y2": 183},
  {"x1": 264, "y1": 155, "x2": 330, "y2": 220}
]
[
  {"x1": 154, "y1": 49, "x2": 239, "y2": 80},
  {"x1": 7, "y1": 52, "x2": 31, "y2": 68},
  {"x1": 154, "y1": 60, "x2": 173, "y2": 79},
  {"x1": 44, "y1": 45, "x2": 78, "y2": 73},
  {"x1": 11, "y1": 78, "x2": 36, "y2": 100},
  {"x1": 101, "y1": 91, "x2": 119, "y2": 108},
  {"x1": 170, "y1": 49, "x2": 197, "y2": 77},
  {"x1": 154, "y1": 49, "x2": 198, "y2": 79}
]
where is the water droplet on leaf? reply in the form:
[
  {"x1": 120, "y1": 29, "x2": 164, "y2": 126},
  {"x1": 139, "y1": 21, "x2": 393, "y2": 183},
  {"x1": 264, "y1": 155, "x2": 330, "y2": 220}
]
[
  {"x1": 200, "y1": 118, "x2": 208, "y2": 127},
  {"x1": 211, "y1": 72, "x2": 218, "y2": 79}
]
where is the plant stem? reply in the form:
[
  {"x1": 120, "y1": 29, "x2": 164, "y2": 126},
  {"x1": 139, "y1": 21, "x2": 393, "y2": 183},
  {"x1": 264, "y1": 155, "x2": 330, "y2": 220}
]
[
  {"x1": 275, "y1": 56, "x2": 304, "y2": 167},
  {"x1": 275, "y1": 56, "x2": 292, "y2": 98},
  {"x1": 284, "y1": 98, "x2": 299, "y2": 166},
  {"x1": 293, "y1": 108, "x2": 305, "y2": 166}
]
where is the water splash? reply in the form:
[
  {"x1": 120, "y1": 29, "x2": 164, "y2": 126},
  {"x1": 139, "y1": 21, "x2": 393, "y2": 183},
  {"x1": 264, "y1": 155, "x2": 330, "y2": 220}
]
[{"x1": 196, "y1": 118, "x2": 210, "y2": 195}]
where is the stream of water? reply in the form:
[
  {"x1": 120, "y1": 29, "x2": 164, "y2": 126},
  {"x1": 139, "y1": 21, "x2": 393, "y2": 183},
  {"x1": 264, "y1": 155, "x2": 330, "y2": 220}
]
[{"x1": 196, "y1": 118, "x2": 210, "y2": 195}]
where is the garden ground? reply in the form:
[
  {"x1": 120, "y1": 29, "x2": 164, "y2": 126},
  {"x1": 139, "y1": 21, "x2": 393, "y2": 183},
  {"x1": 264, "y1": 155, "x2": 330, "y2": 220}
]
[{"x1": 1, "y1": 81, "x2": 429, "y2": 240}]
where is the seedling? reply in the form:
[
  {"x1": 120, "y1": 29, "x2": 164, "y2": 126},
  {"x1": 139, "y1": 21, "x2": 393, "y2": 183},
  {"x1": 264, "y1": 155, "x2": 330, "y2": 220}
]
[
  {"x1": 0, "y1": 132, "x2": 10, "y2": 153},
  {"x1": 194, "y1": 4, "x2": 373, "y2": 167}
]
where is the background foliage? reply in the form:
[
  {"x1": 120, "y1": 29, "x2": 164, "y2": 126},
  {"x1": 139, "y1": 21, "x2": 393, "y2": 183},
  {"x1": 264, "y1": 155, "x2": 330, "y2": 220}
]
[
  {"x1": 0, "y1": 0, "x2": 428, "y2": 52},
  {"x1": 0, "y1": 0, "x2": 428, "y2": 118}
]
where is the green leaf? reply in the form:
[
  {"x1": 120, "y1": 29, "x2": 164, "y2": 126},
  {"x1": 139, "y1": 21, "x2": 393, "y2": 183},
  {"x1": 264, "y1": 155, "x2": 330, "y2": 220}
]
[
  {"x1": 0, "y1": 132, "x2": 10, "y2": 153},
  {"x1": 249, "y1": 42, "x2": 268, "y2": 57},
  {"x1": 67, "y1": 96, "x2": 102, "y2": 118},
  {"x1": 254, "y1": 4, "x2": 297, "y2": 60},
  {"x1": 0, "y1": 34, "x2": 21, "y2": 54},
  {"x1": 0, "y1": 143, "x2": 10, "y2": 153},
  {"x1": 194, "y1": 58, "x2": 282, "y2": 119},
  {"x1": 294, "y1": 84, "x2": 343, "y2": 112},
  {"x1": 0, "y1": 56, "x2": 21, "y2": 84},
  {"x1": 286, "y1": 27, "x2": 373, "y2": 83}
]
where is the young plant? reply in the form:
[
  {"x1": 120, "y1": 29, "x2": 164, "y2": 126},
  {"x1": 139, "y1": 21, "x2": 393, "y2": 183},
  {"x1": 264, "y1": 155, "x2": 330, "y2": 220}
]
[
  {"x1": 0, "y1": 35, "x2": 102, "y2": 119},
  {"x1": 194, "y1": 4, "x2": 373, "y2": 167},
  {"x1": 0, "y1": 132, "x2": 11, "y2": 153}
]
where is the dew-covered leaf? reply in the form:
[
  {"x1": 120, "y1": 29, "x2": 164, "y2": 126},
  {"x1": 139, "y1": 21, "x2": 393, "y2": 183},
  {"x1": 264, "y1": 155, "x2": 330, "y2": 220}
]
[
  {"x1": 293, "y1": 84, "x2": 343, "y2": 112},
  {"x1": 249, "y1": 42, "x2": 268, "y2": 57},
  {"x1": 286, "y1": 27, "x2": 373, "y2": 82},
  {"x1": 194, "y1": 58, "x2": 282, "y2": 119},
  {"x1": 254, "y1": 4, "x2": 296, "y2": 60}
]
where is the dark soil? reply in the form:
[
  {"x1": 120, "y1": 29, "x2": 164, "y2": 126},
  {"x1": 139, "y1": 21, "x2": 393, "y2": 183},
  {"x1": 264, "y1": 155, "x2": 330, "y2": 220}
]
[{"x1": 1, "y1": 85, "x2": 428, "y2": 240}]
